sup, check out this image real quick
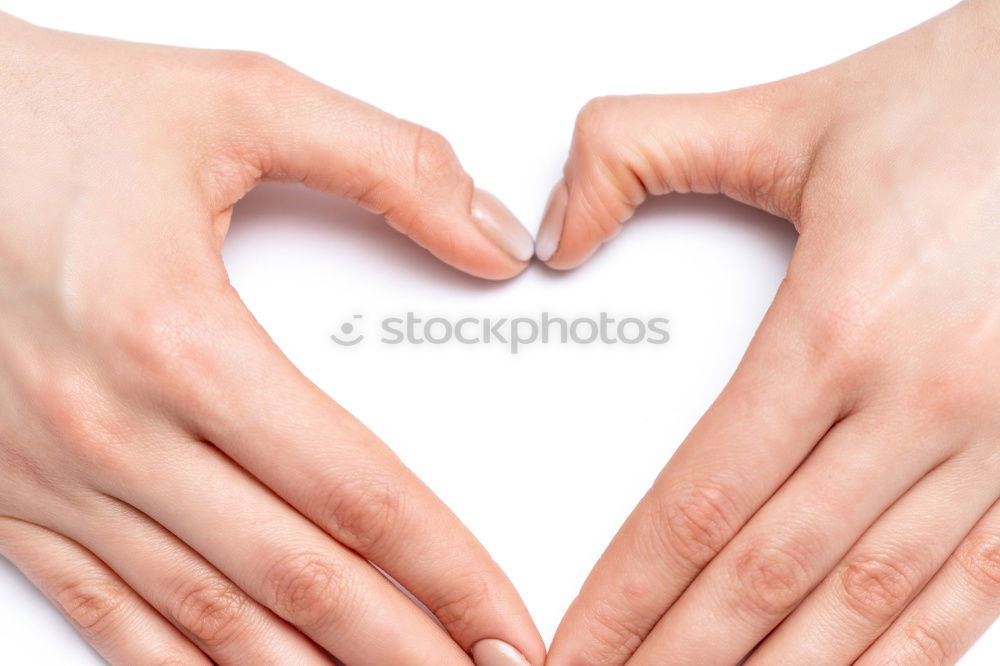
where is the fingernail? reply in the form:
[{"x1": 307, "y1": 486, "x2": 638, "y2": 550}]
[
  {"x1": 471, "y1": 188, "x2": 535, "y2": 262},
  {"x1": 534, "y1": 180, "x2": 568, "y2": 262},
  {"x1": 471, "y1": 638, "x2": 531, "y2": 666}
]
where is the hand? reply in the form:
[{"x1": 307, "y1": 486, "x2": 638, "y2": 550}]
[
  {"x1": 0, "y1": 13, "x2": 542, "y2": 666},
  {"x1": 539, "y1": 1, "x2": 1000, "y2": 664}
]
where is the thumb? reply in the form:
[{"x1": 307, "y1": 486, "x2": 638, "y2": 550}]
[
  {"x1": 536, "y1": 84, "x2": 823, "y2": 269},
  {"x1": 210, "y1": 53, "x2": 533, "y2": 280}
]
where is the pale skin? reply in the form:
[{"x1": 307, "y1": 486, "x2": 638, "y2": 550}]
[
  {"x1": 539, "y1": 0, "x2": 1000, "y2": 664},
  {"x1": 0, "y1": 11, "x2": 544, "y2": 666},
  {"x1": 2, "y1": 2, "x2": 999, "y2": 666}
]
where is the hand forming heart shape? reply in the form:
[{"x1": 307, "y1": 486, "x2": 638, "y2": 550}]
[{"x1": 1, "y1": 2, "x2": 999, "y2": 665}]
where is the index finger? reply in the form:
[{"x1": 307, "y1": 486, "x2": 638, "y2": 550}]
[
  {"x1": 158, "y1": 296, "x2": 543, "y2": 666},
  {"x1": 546, "y1": 287, "x2": 845, "y2": 666}
]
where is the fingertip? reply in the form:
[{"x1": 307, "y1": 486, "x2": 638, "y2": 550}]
[
  {"x1": 540, "y1": 244, "x2": 599, "y2": 272},
  {"x1": 416, "y1": 213, "x2": 529, "y2": 282},
  {"x1": 471, "y1": 188, "x2": 535, "y2": 263},
  {"x1": 471, "y1": 638, "x2": 535, "y2": 666},
  {"x1": 454, "y1": 245, "x2": 531, "y2": 281},
  {"x1": 535, "y1": 179, "x2": 607, "y2": 271},
  {"x1": 534, "y1": 180, "x2": 568, "y2": 263},
  {"x1": 423, "y1": 187, "x2": 531, "y2": 281}
]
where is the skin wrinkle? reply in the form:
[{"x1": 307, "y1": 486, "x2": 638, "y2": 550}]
[
  {"x1": 0, "y1": 11, "x2": 545, "y2": 666},
  {"x1": 542, "y1": 2, "x2": 1000, "y2": 665},
  {"x1": 1, "y1": 2, "x2": 999, "y2": 665}
]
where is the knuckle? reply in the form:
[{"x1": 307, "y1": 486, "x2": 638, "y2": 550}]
[
  {"x1": 568, "y1": 96, "x2": 646, "y2": 242},
  {"x1": 227, "y1": 49, "x2": 284, "y2": 72},
  {"x1": 34, "y1": 371, "x2": 99, "y2": 443},
  {"x1": 428, "y1": 575, "x2": 492, "y2": 638},
  {"x1": 208, "y1": 49, "x2": 290, "y2": 89},
  {"x1": 113, "y1": 300, "x2": 209, "y2": 376},
  {"x1": 107, "y1": 289, "x2": 243, "y2": 392},
  {"x1": 898, "y1": 624, "x2": 948, "y2": 665},
  {"x1": 171, "y1": 578, "x2": 249, "y2": 650},
  {"x1": 837, "y1": 552, "x2": 916, "y2": 624},
  {"x1": 651, "y1": 479, "x2": 740, "y2": 571},
  {"x1": 730, "y1": 536, "x2": 813, "y2": 618},
  {"x1": 54, "y1": 578, "x2": 126, "y2": 638},
  {"x1": 956, "y1": 532, "x2": 1000, "y2": 597},
  {"x1": 572, "y1": 183, "x2": 631, "y2": 242},
  {"x1": 193, "y1": 49, "x2": 299, "y2": 183},
  {"x1": 264, "y1": 551, "x2": 346, "y2": 630},
  {"x1": 574, "y1": 96, "x2": 625, "y2": 147},
  {"x1": 578, "y1": 600, "x2": 646, "y2": 663},
  {"x1": 374, "y1": 121, "x2": 469, "y2": 233},
  {"x1": 27, "y1": 365, "x2": 124, "y2": 471},
  {"x1": 153, "y1": 659, "x2": 194, "y2": 666},
  {"x1": 407, "y1": 123, "x2": 461, "y2": 183},
  {"x1": 910, "y1": 362, "x2": 996, "y2": 424},
  {"x1": 320, "y1": 473, "x2": 405, "y2": 556},
  {"x1": 169, "y1": 48, "x2": 295, "y2": 138}
]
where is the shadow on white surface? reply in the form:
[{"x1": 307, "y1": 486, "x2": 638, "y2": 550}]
[
  {"x1": 230, "y1": 183, "x2": 510, "y2": 293},
  {"x1": 229, "y1": 181, "x2": 798, "y2": 287}
]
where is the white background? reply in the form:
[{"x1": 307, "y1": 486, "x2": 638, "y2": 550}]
[{"x1": 2, "y1": 0, "x2": 994, "y2": 664}]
